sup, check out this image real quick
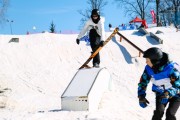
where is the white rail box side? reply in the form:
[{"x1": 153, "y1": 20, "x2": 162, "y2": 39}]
[{"x1": 61, "y1": 67, "x2": 111, "y2": 111}]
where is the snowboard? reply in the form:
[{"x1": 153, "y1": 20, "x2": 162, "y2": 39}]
[
  {"x1": 79, "y1": 28, "x2": 119, "y2": 69},
  {"x1": 80, "y1": 34, "x2": 90, "y2": 43}
]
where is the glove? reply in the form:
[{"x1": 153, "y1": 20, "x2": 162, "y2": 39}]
[
  {"x1": 76, "y1": 39, "x2": 80, "y2": 45},
  {"x1": 99, "y1": 40, "x2": 104, "y2": 47},
  {"x1": 160, "y1": 92, "x2": 169, "y2": 104},
  {"x1": 139, "y1": 96, "x2": 149, "y2": 108}
]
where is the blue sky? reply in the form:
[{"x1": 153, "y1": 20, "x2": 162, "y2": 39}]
[{"x1": 0, "y1": 0, "x2": 130, "y2": 35}]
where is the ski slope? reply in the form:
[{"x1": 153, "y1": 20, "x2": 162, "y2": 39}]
[{"x1": 0, "y1": 26, "x2": 180, "y2": 120}]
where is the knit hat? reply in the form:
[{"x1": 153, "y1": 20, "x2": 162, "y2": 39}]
[{"x1": 91, "y1": 9, "x2": 100, "y2": 24}]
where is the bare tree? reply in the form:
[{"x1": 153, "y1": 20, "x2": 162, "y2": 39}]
[
  {"x1": 157, "y1": 0, "x2": 172, "y2": 26},
  {"x1": 154, "y1": 0, "x2": 180, "y2": 26},
  {"x1": 0, "y1": 0, "x2": 10, "y2": 24},
  {"x1": 153, "y1": 0, "x2": 171, "y2": 26},
  {"x1": 155, "y1": 0, "x2": 160, "y2": 26},
  {"x1": 114, "y1": 0, "x2": 152, "y2": 20},
  {"x1": 78, "y1": 0, "x2": 108, "y2": 29},
  {"x1": 170, "y1": 0, "x2": 180, "y2": 25}
]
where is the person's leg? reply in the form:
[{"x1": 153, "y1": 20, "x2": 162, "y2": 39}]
[
  {"x1": 89, "y1": 29, "x2": 100, "y2": 43},
  {"x1": 89, "y1": 29, "x2": 101, "y2": 67},
  {"x1": 152, "y1": 96, "x2": 167, "y2": 120},
  {"x1": 165, "y1": 97, "x2": 180, "y2": 120},
  {"x1": 92, "y1": 50, "x2": 100, "y2": 67},
  {"x1": 90, "y1": 43, "x2": 100, "y2": 67}
]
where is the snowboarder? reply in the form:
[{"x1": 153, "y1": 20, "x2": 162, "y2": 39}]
[
  {"x1": 137, "y1": 47, "x2": 180, "y2": 120},
  {"x1": 76, "y1": 9, "x2": 105, "y2": 68}
]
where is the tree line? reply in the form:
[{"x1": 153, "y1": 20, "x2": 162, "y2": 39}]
[{"x1": 1, "y1": 0, "x2": 180, "y2": 33}]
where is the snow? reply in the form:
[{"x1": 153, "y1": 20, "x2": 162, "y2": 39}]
[{"x1": 0, "y1": 26, "x2": 180, "y2": 120}]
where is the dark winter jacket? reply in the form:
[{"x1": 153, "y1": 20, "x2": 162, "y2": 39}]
[{"x1": 138, "y1": 53, "x2": 180, "y2": 98}]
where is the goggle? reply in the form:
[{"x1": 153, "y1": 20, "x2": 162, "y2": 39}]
[{"x1": 92, "y1": 15, "x2": 98, "y2": 18}]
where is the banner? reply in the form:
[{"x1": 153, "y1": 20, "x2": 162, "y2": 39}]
[{"x1": 150, "y1": 10, "x2": 156, "y2": 24}]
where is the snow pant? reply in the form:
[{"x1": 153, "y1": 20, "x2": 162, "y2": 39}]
[
  {"x1": 89, "y1": 29, "x2": 101, "y2": 66},
  {"x1": 152, "y1": 96, "x2": 180, "y2": 120}
]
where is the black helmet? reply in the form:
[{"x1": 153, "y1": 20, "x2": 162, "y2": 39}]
[
  {"x1": 143, "y1": 47, "x2": 163, "y2": 65},
  {"x1": 91, "y1": 9, "x2": 100, "y2": 16},
  {"x1": 91, "y1": 9, "x2": 100, "y2": 24}
]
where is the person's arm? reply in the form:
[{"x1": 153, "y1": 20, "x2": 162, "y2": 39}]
[
  {"x1": 138, "y1": 68, "x2": 151, "y2": 108},
  {"x1": 77, "y1": 20, "x2": 90, "y2": 39},
  {"x1": 138, "y1": 68, "x2": 151, "y2": 97},
  {"x1": 158, "y1": 68, "x2": 180, "y2": 104},
  {"x1": 167, "y1": 68, "x2": 180, "y2": 97}
]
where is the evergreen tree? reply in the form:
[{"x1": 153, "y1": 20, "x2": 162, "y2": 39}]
[{"x1": 49, "y1": 21, "x2": 56, "y2": 33}]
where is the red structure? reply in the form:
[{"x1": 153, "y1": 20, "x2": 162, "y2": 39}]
[{"x1": 129, "y1": 17, "x2": 148, "y2": 29}]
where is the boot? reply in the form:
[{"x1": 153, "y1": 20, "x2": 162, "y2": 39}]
[{"x1": 93, "y1": 63, "x2": 99, "y2": 68}]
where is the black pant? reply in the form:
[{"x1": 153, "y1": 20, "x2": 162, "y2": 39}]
[
  {"x1": 152, "y1": 96, "x2": 180, "y2": 120},
  {"x1": 89, "y1": 29, "x2": 101, "y2": 66}
]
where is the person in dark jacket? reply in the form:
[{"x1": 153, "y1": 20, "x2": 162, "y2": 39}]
[
  {"x1": 76, "y1": 9, "x2": 105, "y2": 68},
  {"x1": 137, "y1": 47, "x2": 180, "y2": 120}
]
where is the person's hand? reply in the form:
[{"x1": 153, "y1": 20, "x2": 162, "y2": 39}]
[
  {"x1": 99, "y1": 40, "x2": 104, "y2": 47},
  {"x1": 138, "y1": 86, "x2": 148, "y2": 108},
  {"x1": 139, "y1": 96, "x2": 149, "y2": 108},
  {"x1": 161, "y1": 92, "x2": 169, "y2": 104},
  {"x1": 76, "y1": 39, "x2": 80, "y2": 45}
]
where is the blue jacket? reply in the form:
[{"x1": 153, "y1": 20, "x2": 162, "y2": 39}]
[{"x1": 138, "y1": 62, "x2": 180, "y2": 98}]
